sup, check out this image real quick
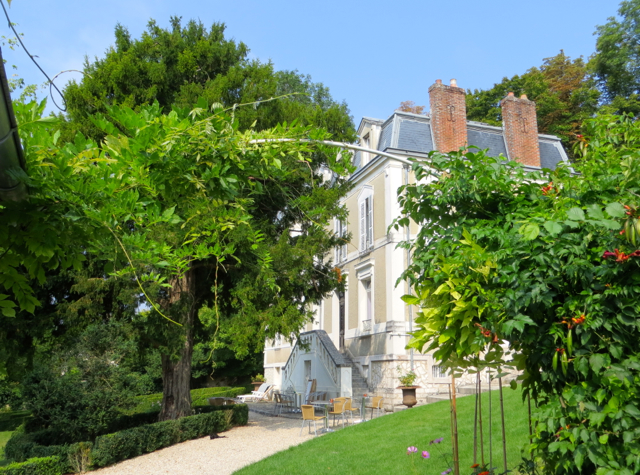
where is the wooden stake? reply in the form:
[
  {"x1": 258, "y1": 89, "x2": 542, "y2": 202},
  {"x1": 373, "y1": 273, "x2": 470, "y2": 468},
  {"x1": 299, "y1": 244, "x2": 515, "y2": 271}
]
[
  {"x1": 451, "y1": 372, "x2": 460, "y2": 475},
  {"x1": 527, "y1": 392, "x2": 533, "y2": 440},
  {"x1": 498, "y1": 371, "x2": 507, "y2": 472},
  {"x1": 473, "y1": 372, "x2": 478, "y2": 464},
  {"x1": 478, "y1": 369, "x2": 485, "y2": 467},
  {"x1": 488, "y1": 367, "x2": 493, "y2": 472}
]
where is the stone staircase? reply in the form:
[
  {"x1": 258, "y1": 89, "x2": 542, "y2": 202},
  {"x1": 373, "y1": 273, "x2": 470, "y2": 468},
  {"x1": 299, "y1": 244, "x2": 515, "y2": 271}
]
[{"x1": 340, "y1": 351, "x2": 371, "y2": 398}]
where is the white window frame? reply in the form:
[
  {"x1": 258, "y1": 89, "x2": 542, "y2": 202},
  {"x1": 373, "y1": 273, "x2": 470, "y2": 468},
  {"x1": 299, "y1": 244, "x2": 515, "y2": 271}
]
[
  {"x1": 358, "y1": 187, "x2": 374, "y2": 253},
  {"x1": 334, "y1": 218, "x2": 348, "y2": 263},
  {"x1": 355, "y1": 260, "x2": 374, "y2": 332}
]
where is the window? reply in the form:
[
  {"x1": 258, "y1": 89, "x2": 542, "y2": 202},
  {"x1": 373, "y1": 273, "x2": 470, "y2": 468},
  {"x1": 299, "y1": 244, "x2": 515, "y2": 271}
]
[
  {"x1": 335, "y1": 219, "x2": 347, "y2": 263},
  {"x1": 364, "y1": 278, "x2": 372, "y2": 322},
  {"x1": 360, "y1": 278, "x2": 373, "y2": 331},
  {"x1": 432, "y1": 365, "x2": 448, "y2": 378},
  {"x1": 359, "y1": 195, "x2": 373, "y2": 251}
]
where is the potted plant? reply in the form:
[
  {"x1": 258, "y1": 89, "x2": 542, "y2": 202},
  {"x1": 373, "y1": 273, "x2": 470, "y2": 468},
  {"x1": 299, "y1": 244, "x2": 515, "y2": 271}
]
[
  {"x1": 251, "y1": 373, "x2": 266, "y2": 391},
  {"x1": 397, "y1": 367, "x2": 419, "y2": 408}
]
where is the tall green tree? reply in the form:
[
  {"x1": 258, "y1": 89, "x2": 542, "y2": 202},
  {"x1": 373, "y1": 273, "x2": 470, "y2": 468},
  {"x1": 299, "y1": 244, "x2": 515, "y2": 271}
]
[
  {"x1": 396, "y1": 113, "x2": 640, "y2": 473},
  {"x1": 57, "y1": 18, "x2": 355, "y2": 419},
  {"x1": 466, "y1": 51, "x2": 600, "y2": 156},
  {"x1": 4, "y1": 97, "x2": 351, "y2": 421},
  {"x1": 592, "y1": 0, "x2": 640, "y2": 115},
  {"x1": 62, "y1": 17, "x2": 353, "y2": 142}
]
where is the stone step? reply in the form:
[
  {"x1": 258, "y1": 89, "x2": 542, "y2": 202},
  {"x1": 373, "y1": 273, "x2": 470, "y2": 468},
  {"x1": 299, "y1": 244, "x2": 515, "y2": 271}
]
[{"x1": 425, "y1": 394, "x2": 450, "y2": 404}]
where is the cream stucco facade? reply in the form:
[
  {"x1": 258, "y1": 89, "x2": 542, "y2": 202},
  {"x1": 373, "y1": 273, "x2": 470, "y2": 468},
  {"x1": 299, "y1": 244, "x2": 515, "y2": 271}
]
[{"x1": 263, "y1": 97, "x2": 570, "y2": 410}]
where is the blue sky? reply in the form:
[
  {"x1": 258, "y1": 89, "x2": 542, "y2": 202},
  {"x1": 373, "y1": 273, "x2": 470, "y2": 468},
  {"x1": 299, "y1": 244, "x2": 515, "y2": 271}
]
[{"x1": 1, "y1": 0, "x2": 622, "y2": 126}]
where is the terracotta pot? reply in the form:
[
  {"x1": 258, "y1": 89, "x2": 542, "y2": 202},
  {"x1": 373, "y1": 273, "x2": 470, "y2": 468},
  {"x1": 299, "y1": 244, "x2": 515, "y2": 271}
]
[
  {"x1": 398, "y1": 386, "x2": 420, "y2": 408},
  {"x1": 251, "y1": 381, "x2": 263, "y2": 391}
]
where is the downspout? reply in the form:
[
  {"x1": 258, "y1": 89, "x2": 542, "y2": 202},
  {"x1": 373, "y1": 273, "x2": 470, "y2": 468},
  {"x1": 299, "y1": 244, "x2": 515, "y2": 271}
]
[{"x1": 404, "y1": 164, "x2": 414, "y2": 371}]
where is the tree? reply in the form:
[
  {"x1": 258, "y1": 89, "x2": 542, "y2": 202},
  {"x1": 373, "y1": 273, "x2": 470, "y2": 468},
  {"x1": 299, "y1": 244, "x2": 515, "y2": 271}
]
[
  {"x1": 62, "y1": 17, "x2": 354, "y2": 143},
  {"x1": 397, "y1": 100, "x2": 426, "y2": 115},
  {"x1": 466, "y1": 51, "x2": 600, "y2": 156},
  {"x1": 592, "y1": 0, "x2": 640, "y2": 115},
  {"x1": 395, "y1": 113, "x2": 640, "y2": 473},
  {"x1": 3, "y1": 17, "x2": 356, "y2": 419},
  {"x1": 3, "y1": 95, "x2": 351, "y2": 420}
]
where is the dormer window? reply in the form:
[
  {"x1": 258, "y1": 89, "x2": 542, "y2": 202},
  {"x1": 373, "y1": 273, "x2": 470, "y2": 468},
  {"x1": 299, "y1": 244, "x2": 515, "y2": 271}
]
[{"x1": 361, "y1": 133, "x2": 371, "y2": 165}]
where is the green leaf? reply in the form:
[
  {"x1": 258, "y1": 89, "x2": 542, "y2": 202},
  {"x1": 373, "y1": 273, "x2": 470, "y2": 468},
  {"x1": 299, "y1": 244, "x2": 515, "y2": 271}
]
[
  {"x1": 521, "y1": 223, "x2": 540, "y2": 240},
  {"x1": 587, "y1": 204, "x2": 605, "y2": 220},
  {"x1": 590, "y1": 354, "x2": 605, "y2": 373},
  {"x1": 599, "y1": 434, "x2": 609, "y2": 444},
  {"x1": 605, "y1": 202, "x2": 626, "y2": 218},
  {"x1": 543, "y1": 221, "x2": 563, "y2": 236},
  {"x1": 1, "y1": 307, "x2": 16, "y2": 318},
  {"x1": 567, "y1": 207, "x2": 585, "y2": 221},
  {"x1": 624, "y1": 404, "x2": 640, "y2": 418},
  {"x1": 401, "y1": 295, "x2": 420, "y2": 305}
]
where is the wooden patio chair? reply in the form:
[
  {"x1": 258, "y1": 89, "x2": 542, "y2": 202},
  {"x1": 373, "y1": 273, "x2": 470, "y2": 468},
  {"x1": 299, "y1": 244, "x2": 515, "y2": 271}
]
[
  {"x1": 300, "y1": 404, "x2": 326, "y2": 436},
  {"x1": 328, "y1": 398, "x2": 347, "y2": 428},
  {"x1": 366, "y1": 396, "x2": 384, "y2": 419}
]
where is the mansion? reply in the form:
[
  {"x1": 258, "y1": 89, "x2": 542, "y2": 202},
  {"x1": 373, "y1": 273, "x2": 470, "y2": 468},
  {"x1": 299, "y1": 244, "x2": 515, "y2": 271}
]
[{"x1": 263, "y1": 79, "x2": 570, "y2": 409}]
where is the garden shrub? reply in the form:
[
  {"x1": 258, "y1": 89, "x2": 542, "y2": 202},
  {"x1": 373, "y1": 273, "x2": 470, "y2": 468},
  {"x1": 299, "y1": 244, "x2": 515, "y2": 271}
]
[
  {"x1": 0, "y1": 456, "x2": 65, "y2": 475},
  {"x1": 0, "y1": 411, "x2": 31, "y2": 432},
  {"x1": 91, "y1": 409, "x2": 238, "y2": 467},
  {"x1": 21, "y1": 367, "x2": 134, "y2": 442},
  {"x1": 6, "y1": 405, "x2": 248, "y2": 470}
]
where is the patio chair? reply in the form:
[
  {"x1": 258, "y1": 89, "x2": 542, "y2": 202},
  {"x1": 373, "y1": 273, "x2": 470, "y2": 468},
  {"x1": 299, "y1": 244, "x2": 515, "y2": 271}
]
[
  {"x1": 344, "y1": 397, "x2": 362, "y2": 423},
  {"x1": 300, "y1": 404, "x2": 326, "y2": 436},
  {"x1": 328, "y1": 398, "x2": 347, "y2": 428},
  {"x1": 236, "y1": 383, "x2": 272, "y2": 403},
  {"x1": 366, "y1": 396, "x2": 384, "y2": 419},
  {"x1": 281, "y1": 390, "x2": 296, "y2": 413},
  {"x1": 273, "y1": 392, "x2": 284, "y2": 415}
]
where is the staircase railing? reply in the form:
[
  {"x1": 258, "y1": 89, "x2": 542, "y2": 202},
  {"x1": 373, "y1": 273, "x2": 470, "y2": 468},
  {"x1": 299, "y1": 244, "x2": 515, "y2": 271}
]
[{"x1": 282, "y1": 330, "x2": 350, "y2": 389}]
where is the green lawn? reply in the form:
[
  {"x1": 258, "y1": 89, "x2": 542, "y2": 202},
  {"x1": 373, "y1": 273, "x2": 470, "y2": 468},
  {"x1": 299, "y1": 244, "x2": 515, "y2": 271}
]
[
  {"x1": 234, "y1": 387, "x2": 530, "y2": 475},
  {"x1": 0, "y1": 431, "x2": 12, "y2": 467}
]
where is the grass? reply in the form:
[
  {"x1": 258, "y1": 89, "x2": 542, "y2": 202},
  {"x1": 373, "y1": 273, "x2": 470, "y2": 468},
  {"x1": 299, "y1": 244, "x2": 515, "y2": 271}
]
[
  {"x1": 0, "y1": 431, "x2": 12, "y2": 467},
  {"x1": 234, "y1": 386, "x2": 530, "y2": 475}
]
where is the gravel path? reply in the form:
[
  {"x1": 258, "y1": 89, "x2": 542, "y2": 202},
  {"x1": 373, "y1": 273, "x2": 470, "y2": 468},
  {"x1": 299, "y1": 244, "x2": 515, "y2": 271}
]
[{"x1": 93, "y1": 411, "x2": 315, "y2": 475}]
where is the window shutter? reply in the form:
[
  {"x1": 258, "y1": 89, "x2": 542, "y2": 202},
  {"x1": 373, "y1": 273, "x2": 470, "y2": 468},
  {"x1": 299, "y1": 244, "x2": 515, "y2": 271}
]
[
  {"x1": 367, "y1": 197, "x2": 373, "y2": 248},
  {"x1": 341, "y1": 222, "x2": 347, "y2": 261},
  {"x1": 334, "y1": 219, "x2": 339, "y2": 263},
  {"x1": 360, "y1": 201, "x2": 366, "y2": 250}
]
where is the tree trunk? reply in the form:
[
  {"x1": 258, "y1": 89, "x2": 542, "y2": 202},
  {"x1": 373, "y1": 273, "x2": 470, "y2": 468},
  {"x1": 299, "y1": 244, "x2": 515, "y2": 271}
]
[{"x1": 159, "y1": 269, "x2": 196, "y2": 421}]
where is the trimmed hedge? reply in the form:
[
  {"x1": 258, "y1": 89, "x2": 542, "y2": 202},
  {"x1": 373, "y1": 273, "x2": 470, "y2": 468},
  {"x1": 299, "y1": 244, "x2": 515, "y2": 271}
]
[
  {"x1": 92, "y1": 406, "x2": 247, "y2": 467},
  {"x1": 5, "y1": 404, "x2": 249, "y2": 471},
  {"x1": 0, "y1": 456, "x2": 65, "y2": 475},
  {"x1": 130, "y1": 387, "x2": 245, "y2": 413},
  {"x1": 0, "y1": 412, "x2": 31, "y2": 432}
]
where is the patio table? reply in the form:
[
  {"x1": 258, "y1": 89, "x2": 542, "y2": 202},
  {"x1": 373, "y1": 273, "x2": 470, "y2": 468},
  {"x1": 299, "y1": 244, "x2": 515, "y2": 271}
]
[{"x1": 311, "y1": 400, "x2": 334, "y2": 432}]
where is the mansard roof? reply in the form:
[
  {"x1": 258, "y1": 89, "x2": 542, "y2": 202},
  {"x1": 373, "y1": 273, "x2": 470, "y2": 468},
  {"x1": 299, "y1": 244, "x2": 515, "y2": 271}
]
[{"x1": 352, "y1": 111, "x2": 569, "y2": 173}]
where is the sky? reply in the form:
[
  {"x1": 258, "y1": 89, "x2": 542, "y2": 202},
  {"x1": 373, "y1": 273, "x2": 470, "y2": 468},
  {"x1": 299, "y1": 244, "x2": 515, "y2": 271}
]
[{"x1": 0, "y1": 0, "x2": 623, "y2": 128}]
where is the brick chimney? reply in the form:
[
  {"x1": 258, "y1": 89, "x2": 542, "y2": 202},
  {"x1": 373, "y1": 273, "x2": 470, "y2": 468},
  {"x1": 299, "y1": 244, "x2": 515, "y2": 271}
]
[
  {"x1": 428, "y1": 79, "x2": 467, "y2": 153},
  {"x1": 500, "y1": 92, "x2": 541, "y2": 167}
]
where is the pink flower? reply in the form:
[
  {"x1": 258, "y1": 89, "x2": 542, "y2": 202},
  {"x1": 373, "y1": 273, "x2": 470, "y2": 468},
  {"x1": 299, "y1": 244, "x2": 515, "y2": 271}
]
[
  {"x1": 422, "y1": 451, "x2": 430, "y2": 459},
  {"x1": 407, "y1": 446, "x2": 418, "y2": 454}
]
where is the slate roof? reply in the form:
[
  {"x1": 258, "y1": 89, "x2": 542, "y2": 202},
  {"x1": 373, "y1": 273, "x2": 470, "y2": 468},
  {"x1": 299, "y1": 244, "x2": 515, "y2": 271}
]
[{"x1": 354, "y1": 111, "x2": 570, "y2": 173}]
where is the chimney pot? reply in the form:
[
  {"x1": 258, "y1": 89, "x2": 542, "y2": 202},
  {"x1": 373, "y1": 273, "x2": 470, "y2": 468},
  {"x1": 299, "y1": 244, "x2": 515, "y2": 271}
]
[
  {"x1": 429, "y1": 78, "x2": 467, "y2": 153},
  {"x1": 500, "y1": 94, "x2": 540, "y2": 167}
]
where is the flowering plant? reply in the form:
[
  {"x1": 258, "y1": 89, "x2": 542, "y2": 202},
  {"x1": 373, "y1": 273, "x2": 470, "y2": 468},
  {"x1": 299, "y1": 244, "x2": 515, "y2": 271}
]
[
  {"x1": 397, "y1": 367, "x2": 417, "y2": 386},
  {"x1": 405, "y1": 436, "x2": 453, "y2": 474}
]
